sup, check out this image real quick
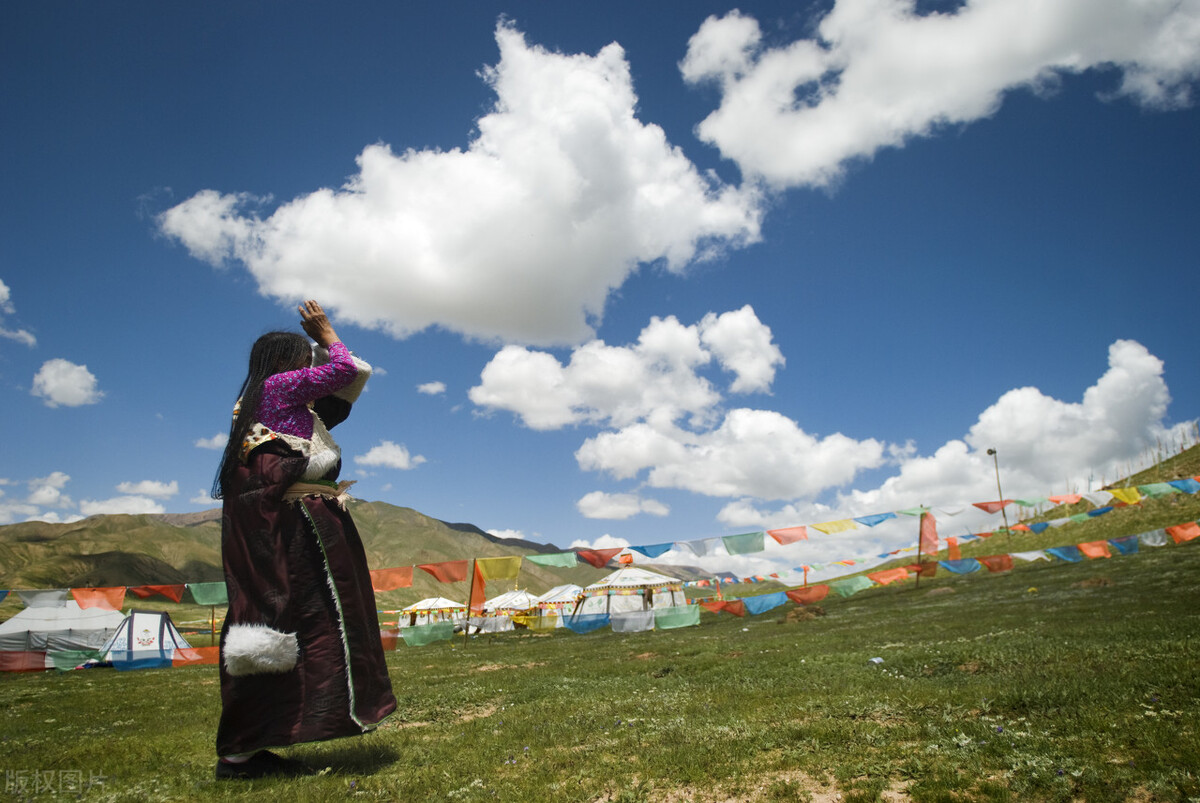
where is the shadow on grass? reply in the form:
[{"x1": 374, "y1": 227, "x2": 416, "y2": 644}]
[{"x1": 295, "y1": 743, "x2": 401, "y2": 776}]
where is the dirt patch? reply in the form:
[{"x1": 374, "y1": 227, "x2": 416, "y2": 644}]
[
  {"x1": 458, "y1": 703, "x2": 498, "y2": 723},
  {"x1": 1073, "y1": 576, "x2": 1114, "y2": 588},
  {"x1": 926, "y1": 586, "x2": 956, "y2": 596},
  {"x1": 782, "y1": 606, "x2": 826, "y2": 623},
  {"x1": 472, "y1": 661, "x2": 547, "y2": 672},
  {"x1": 595, "y1": 771, "x2": 912, "y2": 802},
  {"x1": 632, "y1": 652, "x2": 659, "y2": 660},
  {"x1": 957, "y1": 661, "x2": 984, "y2": 674}
]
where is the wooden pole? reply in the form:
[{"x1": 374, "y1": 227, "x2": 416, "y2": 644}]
[
  {"x1": 210, "y1": 606, "x2": 216, "y2": 646},
  {"x1": 463, "y1": 559, "x2": 476, "y2": 649},
  {"x1": 915, "y1": 509, "x2": 924, "y2": 590}
]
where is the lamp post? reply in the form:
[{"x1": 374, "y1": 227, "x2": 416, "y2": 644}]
[{"x1": 987, "y1": 448, "x2": 1011, "y2": 535}]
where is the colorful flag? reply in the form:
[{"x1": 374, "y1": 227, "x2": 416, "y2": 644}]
[
  {"x1": 722, "y1": 531, "x2": 764, "y2": 555},
  {"x1": 526, "y1": 552, "x2": 578, "y2": 568},
  {"x1": 767, "y1": 526, "x2": 808, "y2": 544},
  {"x1": 128, "y1": 584, "x2": 186, "y2": 603},
  {"x1": 417, "y1": 560, "x2": 469, "y2": 583},
  {"x1": 70, "y1": 587, "x2": 126, "y2": 611},
  {"x1": 786, "y1": 585, "x2": 830, "y2": 604},
  {"x1": 973, "y1": 500, "x2": 1013, "y2": 514},
  {"x1": 920, "y1": 512, "x2": 938, "y2": 557},
  {"x1": 575, "y1": 548, "x2": 623, "y2": 568},
  {"x1": 369, "y1": 567, "x2": 414, "y2": 591}
]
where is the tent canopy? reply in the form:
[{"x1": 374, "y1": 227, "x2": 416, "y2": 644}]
[
  {"x1": 401, "y1": 597, "x2": 465, "y2": 612},
  {"x1": 0, "y1": 601, "x2": 125, "y2": 653},
  {"x1": 584, "y1": 566, "x2": 681, "y2": 592},
  {"x1": 483, "y1": 589, "x2": 539, "y2": 612},
  {"x1": 95, "y1": 609, "x2": 191, "y2": 670},
  {"x1": 536, "y1": 584, "x2": 582, "y2": 605}
]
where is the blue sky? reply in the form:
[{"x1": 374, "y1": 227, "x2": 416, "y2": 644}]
[{"x1": 2, "y1": 1, "x2": 1198, "y2": 578}]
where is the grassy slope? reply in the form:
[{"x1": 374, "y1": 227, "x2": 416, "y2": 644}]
[{"x1": 1, "y1": 532, "x2": 1196, "y2": 802}]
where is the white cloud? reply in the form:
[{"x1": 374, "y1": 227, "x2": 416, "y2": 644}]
[
  {"x1": 27, "y1": 471, "x2": 72, "y2": 508},
  {"x1": 195, "y1": 433, "x2": 228, "y2": 450},
  {"x1": 681, "y1": 2, "x2": 1200, "y2": 189},
  {"x1": 31, "y1": 359, "x2": 103, "y2": 408},
  {"x1": 487, "y1": 528, "x2": 530, "y2": 542},
  {"x1": 79, "y1": 496, "x2": 167, "y2": 516},
  {"x1": 190, "y1": 489, "x2": 215, "y2": 505},
  {"x1": 568, "y1": 533, "x2": 630, "y2": 550},
  {"x1": 354, "y1": 440, "x2": 427, "y2": 470},
  {"x1": 115, "y1": 480, "x2": 179, "y2": 499},
  {"x1": 417, "y1": 381, "x2": 447, "y2": 396},
  {"x1": 470, "y1": 308, "x2": 780, "y2": 431},
  {"x1": 717, "y1": 339, "x2": 1196, "y2": 540},
  {"x1": 159, "y1": 21, "x2": 762, "y2": 346},
  {"x1": 577, "y1": 411, "x2": 887, "y2": 500},
  {"x1": 577, "y1": 491, "x2": 670, "y2": 520},
  {"x1": 0, "y1": 278, "x2": 36, "y2": 347}
]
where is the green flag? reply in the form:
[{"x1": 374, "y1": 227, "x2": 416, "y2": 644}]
[
  {"x1": 400, "y1": 621, "x2": 455, "y2": 647},
  {"x1": 526, "y1": 552, "x2": 578, "y2": 568}
]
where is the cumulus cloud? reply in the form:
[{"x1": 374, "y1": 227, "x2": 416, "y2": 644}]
[
  {"x1": 417, "y1": 381, "x2": 447, "y2": 396},
  {"x1": 718, "y1": 340, "x2": 1196, "y2": 537},
  {"x1": 577, "y1": 491, "x2": 670, "y2": 520},
  {"x1": 115, "y1": 480, "x2": 179, "y2": 499},
  {"x1": 159, "y1": 21, "x2": 762, "y2": 346},
  {"x1": 31, "y1": 359, "x2": 103, "y2": 408},
  {"x1": 568, "y1": 533, "x2": 630, "y2": 550},
  {"x1": 681, "y1": 1, "x2": 1200, "y2": 188},
  {"x1": 470, "y1": 306, "x2": 781, "y2": 431},
  {"x1": 487, "y1": 528, "x2": 532, "y2": 542},
  {"x1": 28, "y1": 472, "x2": 72, "y2": 508},
  {"x1": 195, "y1": 433, "x2": 228, "y2": 450},
  {"x1": 354, "y1": 440, "x2": 427, "y2": 470},
  {"x1": 473, "y1": 306, "x2": 881, "y2": 501},
  {"x1": 190, "y1": 489, "x2": 215, "y2": 505},
  {"x1": 79, "y1": 496, "x2": 167, "y2": 516},
  {"x1": 0, "y1": 278, "x2": 36, "y2": 347}
]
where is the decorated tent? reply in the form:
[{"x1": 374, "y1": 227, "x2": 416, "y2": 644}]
[
  {"x1": 470, "y1": 589, "x2": 539, "y2": 634},
  {"x1": 527, "y1": 584, "x2": 582, "y2": 629},
  {"x1": 572, "y1": 567, "x2": 687, "y2": 617},
  {"x1": 93, "y1": 609, "x2": 192, "y2": 670},
  {"x1": 400, "y1": 597, "x2": 467, "y2": 628},
  {"x1": 0, "y1": 601, "x2": 125, "y2": 671}
]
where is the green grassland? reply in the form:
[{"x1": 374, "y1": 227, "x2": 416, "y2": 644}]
[{"x1": 2, "y1": 533, "x2": 1198, "y2": 802}]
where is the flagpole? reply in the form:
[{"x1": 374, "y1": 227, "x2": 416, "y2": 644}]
[{"x1": 915, "y1": 508, "x2": 924, "y2": 590}]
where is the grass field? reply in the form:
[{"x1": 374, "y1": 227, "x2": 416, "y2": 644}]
[{"x1": 3, "y1": 535, "x2": 1198, "y2": 802}]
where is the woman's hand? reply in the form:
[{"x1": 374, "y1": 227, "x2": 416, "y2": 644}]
[{"x1": 299, "y1": 300, "x2": 340, "y2": 347}]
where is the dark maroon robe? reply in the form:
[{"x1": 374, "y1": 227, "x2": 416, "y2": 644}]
[{"x1": 216, "y1": 402, "x2": 396, "y2": 756}]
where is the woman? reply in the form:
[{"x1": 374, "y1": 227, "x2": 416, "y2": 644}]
[{"x1": 213, "y1": 300, "x2": 397, "y2": 780}]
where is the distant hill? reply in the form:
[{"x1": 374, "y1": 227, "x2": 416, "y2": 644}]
[{"x1": 0, "y1": 499, "x2": 711, "y2": 607}]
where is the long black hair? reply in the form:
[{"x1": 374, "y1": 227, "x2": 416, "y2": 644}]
[{"x1": 212, "y1": 331, "x2": 313, "y2": 499}]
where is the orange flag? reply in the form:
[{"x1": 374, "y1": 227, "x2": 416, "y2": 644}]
[
  {"x1": 767, "y1": 526, "x2": 808, "y2": 545},
  {"x1": 576, "y1": 548, "x2": 623, "y2": 568},
  {"x1": 947, "y1": 537, "x2": 961, "y2": 561},
  {"x1": 1077, "y1": 540, "x2": 1112, "y2": 559},
  {"x1": 1048, "y1": 494, "x2": 1082, "y2": 505},
  {"x1": 128, "y1": 584, "x2": 185, "y2": 603},
  {"x1": 973, "y1": 500, "x2": 1013, "y2": 514},
  {"x1": 70, "y1": 587, "x2": 126, "y2": 611},
  {"x1": 867, "y1": 568, "x2": 910, "y2": 585},
  {"x1": 370, "y1": 567, "x2": 414, "y2": 591},
  {"x1": 699, "y1": 600, "x2": 727, "y2": 614},
  {"x1": 1166, "y1": 522, "x2": 1200, "y2": 543},
  {"x1": 417, "y1": 560, "x2": 469, "y2": 583},
  {"x1": 786, "y1": 585, "x2": 830, "y2": 604},
  {"x1": 721, "y1": 600, "x2": 747, "y2": 617}
]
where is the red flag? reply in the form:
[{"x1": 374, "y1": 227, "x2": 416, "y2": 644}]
[
  {"x1": 70, "y1": 587, "x2": 126, "y2": 611},
  {"x1": 973, "y1": 500, "x2": 1013, "y2": 514},
  {"x1": 370, "y1": 567, "x2": 414, "y2": 591},
  {"x1": 576, "y1": 548, "x2": 623, "y2": 568},
  {"x1": 417, "y1": 560, "x2": 469, "y2": 583},
  {"x1": 1048, "y1": 494, "x2": 1082, "y2": 505},
  {"x1": 699, "y1": 600, "x2": 726, "y2": 614},
  {"x1": 786, "y1": 585, "x2": 830, "y2": 604},
  {"x1": 978, "y1": 554, "x2": 1013, "y2": 573},
  {"x1": 767, "y1": 526, "x2": 808, "y2": 545},
  {"x1": 919, "y1": 512, "x2": 939, "y2": 557},
  {"x1": 722, "y1": 600, "x2": 747, "y2": 617},
  {"x1": 1166, "y1": 522, "x2": 1200, "y2": 543},
  {"x1": 128, "y1": 584, "x2": 185, "y2": 603},
  {"x1": 947, "y1": 537, "x2": 961, "y2": 561}
]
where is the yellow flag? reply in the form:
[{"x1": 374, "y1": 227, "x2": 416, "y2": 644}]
[
  {"x1": 810, "y1": 519, "x2": 857, "y2": 535},
  {"x1": 1107, "y1": 487, "x2": 1141, "y2": 505},
  {"x1": 476, "y1": 556, "x2": 523, "y2": 580}
]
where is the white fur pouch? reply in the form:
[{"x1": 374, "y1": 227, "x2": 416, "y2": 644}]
[{"x1": 223, "y1": 624, "x2": 299, "y2": 676}]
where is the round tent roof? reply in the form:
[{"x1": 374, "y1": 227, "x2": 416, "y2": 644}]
[
  {"x1": 483, "y1": 589, "x2": 539, "y2": 612},
  {"x1": 536, "y1": 584, "x2": 583, "y2": 604},
  {"x1": 401, "y1": 597, "x2": 466, "y2": 613},
  {"x1": 584, "y1": 566, "x2": 681, "y2": 592}
]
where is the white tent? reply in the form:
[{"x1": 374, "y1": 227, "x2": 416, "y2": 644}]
[
  {"x1": 573, "y1": 567, "x2": 687, "y2": 617},
  {"x1": 530, "y1": 584, "x2": 582, "y2": 629},
  {"x1": 472, "y1": 589, "x2": 540, "y2": 634},
  {"x1": 0, "y1": 602, "x2": 125, "y2": 671},
  {"x1": 400, "y1": 597, "x2": 467, "y2": 628},
  {"x1": 95, "y1": 609, "x2": 191, "y2": 670}
]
